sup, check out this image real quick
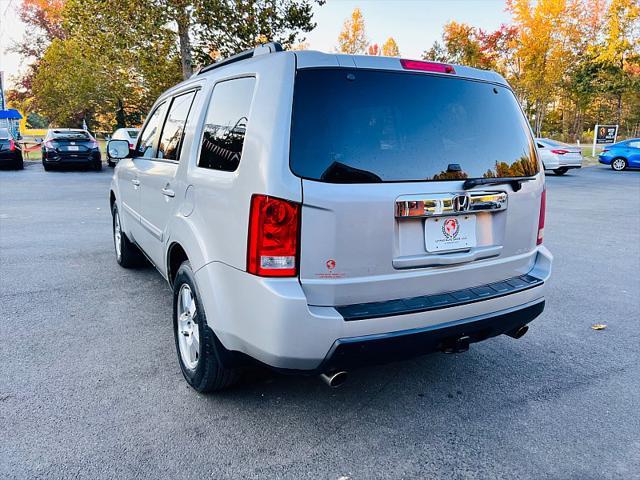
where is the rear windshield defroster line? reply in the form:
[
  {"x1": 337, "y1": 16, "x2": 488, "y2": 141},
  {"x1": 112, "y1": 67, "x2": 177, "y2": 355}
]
[{"x1": 289, "y1": 68, "x2": 539, "y2": 183}]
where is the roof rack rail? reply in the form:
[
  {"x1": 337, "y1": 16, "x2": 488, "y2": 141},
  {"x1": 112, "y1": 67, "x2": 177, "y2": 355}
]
[{"x1": 195, "y1": 42, "x2": 283, "y2": 77}]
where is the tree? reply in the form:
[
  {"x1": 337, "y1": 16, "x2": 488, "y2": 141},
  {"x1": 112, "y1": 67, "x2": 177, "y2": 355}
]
[
  {"x1": 422, "y1": 21, "x2": 494, "y2": 69},
  {"x1": 336, "y1": 7, "x2": 368, "y2": 54},
  {"x1": 506, "y1": 0, "x2": 585, "y2": 136},
  {"x1": 382, "y1": 37, "x2": 400, "y2": 57},
  {"x1": 596, "y1": 0, "x2": 640, "y2": 124},
  {"x1": 14, "y1": 0, "x2": 66, "y2": 59},
  {"x1": 194, "y1": 0, "x2": 324, "y2": 61},
  {"x1": 367, "y1": 43, "x2": 380, "y2": 56},
  {"x1": 31, "y1": 38, "x2": 106, "y2": 128},
  {"x1": 34, "y1": 0, "x2": 183, "y2": 130},
  {"x1": 164, "y1": 0, "x2": 196, "y2": 79}
]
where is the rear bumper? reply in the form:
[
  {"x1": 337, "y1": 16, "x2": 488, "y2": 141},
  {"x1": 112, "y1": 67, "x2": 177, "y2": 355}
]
[
  {"x1": 195, "y1": 246, "x2": 552, "y2": 371},
  {"x1": 43, "y1": 151, "x2": 101, "y2": 164},
  {"x1": 545, "y1": 160, "x2": 582, "y2": 169},
  {"x1": 318, "y1": 300, "x2": 544, "y2": 373},
  {"x1": 0, "y1": 151, "x2": 21, "y2": 161}
]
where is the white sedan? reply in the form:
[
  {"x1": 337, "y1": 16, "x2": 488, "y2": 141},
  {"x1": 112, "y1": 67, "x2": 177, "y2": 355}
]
[{"x1": 535, "y1": 138, "x2": 583, "y2": 175}]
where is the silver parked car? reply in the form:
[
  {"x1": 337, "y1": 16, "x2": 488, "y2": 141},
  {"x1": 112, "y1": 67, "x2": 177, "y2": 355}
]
[
  {"x1": 108, "y1": 44, "x2": 552, "y2": 392},
  {"x1": 536, "y1": 138, "x2": 583, "y2": 175}
]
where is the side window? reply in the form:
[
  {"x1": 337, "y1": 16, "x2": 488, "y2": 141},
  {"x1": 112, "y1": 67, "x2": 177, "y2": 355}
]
[
  {"x1": 536, "y1": 143, "x2": 545, "y2": 149},
  {"x1": 198, "y1": 77, "x2": 256, "y2": 172},
  {"x1": 157, "y1": 91, "x2": 197, "y2": 161},
  {"x1": 628, "y1": 141, "x2": 640, "y2": 149},
  {"x1": 137, "y1": 104, "x2": 166, "y2": 158}
]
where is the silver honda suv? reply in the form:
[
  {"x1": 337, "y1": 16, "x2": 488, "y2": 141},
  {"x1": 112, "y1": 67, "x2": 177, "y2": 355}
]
[{"x1": 108, "y1": 43, "x2": 552, "y2": 392}]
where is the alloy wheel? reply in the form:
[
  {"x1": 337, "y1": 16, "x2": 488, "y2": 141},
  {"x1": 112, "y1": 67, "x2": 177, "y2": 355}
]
[
  {"x1": 612, "y1": 158, "x2": 626, "y2": 171},
  {"x1": 113, "y1": 212, "x2": 122, "y2": 261},
  {"x1": 176, "y1": 284, "x2": 200, "y2": 371}
]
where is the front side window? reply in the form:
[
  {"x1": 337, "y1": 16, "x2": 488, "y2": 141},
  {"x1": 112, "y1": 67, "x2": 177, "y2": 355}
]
[
  {"x1": 137, "y1": 103, "x2": 166, "y2": 158},
  {"x1": 290, "y1": 69, "x2": 539, "y2": 183},
  {"x1": 198, "y1": 77, "x2": 256, "y2": 172},
  {"x1": 158, "y1": 91, "x2": 197, "y2": 161}
]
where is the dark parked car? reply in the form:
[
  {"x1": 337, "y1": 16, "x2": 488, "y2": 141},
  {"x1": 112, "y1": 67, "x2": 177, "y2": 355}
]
[
  {"x1": 0, "y1": 127, "x2": 24, "y2": 170},
  {"x1": 42, "y1": 129, "x2": 102, "y2": 171}
]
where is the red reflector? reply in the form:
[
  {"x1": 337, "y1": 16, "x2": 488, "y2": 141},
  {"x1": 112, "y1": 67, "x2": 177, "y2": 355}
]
[
  {"x1": 9, "y1": 139, "x2": 15, "y2": 151},
  {"x1": 400, "y1": 59, "x2": 456, "y2": 74},
  {"x1": 537, "y1": 188, "x2": 546, "y2": 245},
  {"x1": 247, "y1": 195, "x2": 300, "y2": 277},
  {"x1": 550, "y1": 149, "x2": 568, "y2": 155}
]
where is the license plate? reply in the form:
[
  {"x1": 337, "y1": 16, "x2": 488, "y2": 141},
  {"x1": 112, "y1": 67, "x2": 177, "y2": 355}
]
[
  {"x1": 425, "y1": 215, "x2": 477, "y2": 252},
  {"x1": 67, "y1": 146, "x2": 80, "y2": 151}
]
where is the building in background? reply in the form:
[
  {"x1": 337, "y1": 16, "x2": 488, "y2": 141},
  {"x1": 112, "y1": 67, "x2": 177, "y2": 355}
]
[{"x1": 0, "y1": 71, "x2": 23, "y2": 139}]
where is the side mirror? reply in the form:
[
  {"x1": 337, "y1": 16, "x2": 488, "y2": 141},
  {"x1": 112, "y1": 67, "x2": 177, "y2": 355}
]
[{"x1": 107, "y1": 139, "x2": 131, "y2": 160}]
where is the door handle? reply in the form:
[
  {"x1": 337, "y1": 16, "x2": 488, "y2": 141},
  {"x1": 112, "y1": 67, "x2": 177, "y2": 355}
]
[
  {"x1": 162, "y1": 187, "x2": 175, "y2": 198},
  {"x1": 131, "y1": 179, "x2": 140, "y2": 186}
]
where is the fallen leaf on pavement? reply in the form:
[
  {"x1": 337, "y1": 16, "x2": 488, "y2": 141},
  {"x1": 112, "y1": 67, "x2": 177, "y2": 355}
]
[{"x1": 591, "y1": 324, "x2": 607, "y2": 330}]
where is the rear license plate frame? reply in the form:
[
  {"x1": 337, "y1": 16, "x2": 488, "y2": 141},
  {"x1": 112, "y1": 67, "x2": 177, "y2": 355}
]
[{"x1": 425, "y1": 215, "x2": 477, "y2": 253}]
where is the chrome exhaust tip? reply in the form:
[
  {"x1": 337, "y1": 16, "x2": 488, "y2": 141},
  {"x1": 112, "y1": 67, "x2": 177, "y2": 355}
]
[
  {"x1": 320, "y1": 371, "x2": 348, "y2": 388},
  {"x1": 506, "y1": 325, "x2": 529, "y2": 339}
]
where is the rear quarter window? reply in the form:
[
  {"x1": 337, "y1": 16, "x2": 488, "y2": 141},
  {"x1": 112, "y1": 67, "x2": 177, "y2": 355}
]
[{"x1": 198, "y1": 77, "x2": 256, "y2": 172}]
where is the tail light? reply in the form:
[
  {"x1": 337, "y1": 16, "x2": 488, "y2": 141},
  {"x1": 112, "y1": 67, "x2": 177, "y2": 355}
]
[
  {"x1": 8, "y1": 139, "x2": 15, "y2": 151},
  {"x1": 537, "y1": 188, "x2": 546, "y2": 245},
  {"x1": 550, "y1": 149, "x2": 568, "y2": 155},
  {"x1": 247, "y1": 195, "x2": 300, "y2": 277},
  {"x1": 89, "y1": 140, "x2": 98, "y2": 148},
  {"x1": 400, "y1": 59, "x2": 456, "y2": 74},
  {"x1": 129, "y1": 142, "x2": 135, "y2": 149},
  {"x1": 44, "y1": 140, "x2": 55, "y2": 149}
]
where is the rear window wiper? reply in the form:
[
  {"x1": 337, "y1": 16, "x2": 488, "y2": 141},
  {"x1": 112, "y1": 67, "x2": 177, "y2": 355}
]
[
  {"x1": 320, "y1": 161, "x2": 382, "y2": 183},
  {"x1": 462, "y1": 176, "x2": 536, "y2": 192}
]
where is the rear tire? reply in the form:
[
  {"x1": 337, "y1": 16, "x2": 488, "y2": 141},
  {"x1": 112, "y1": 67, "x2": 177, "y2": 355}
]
[
  {"x1": 94, "y1": 161, "x2": 103, "y2": 171},
  {"x1": 107, "y1": 157, "x2": 115, "y2": 167},
  {"x1": 611, "y1": 158, "x2": 627, "y2": 171},
  {"x1": 173, "y1": 261, "x2": 240, "y2": 393},
  {"x1": 43, "y1": 162, "x2": 52, "y2": 172},
  {"x1": 553, "y1": 167, "x2": 568, "y2": 175},
  {"x1": 15, "y1": 159, "x2": 24, "y2": 170},
  {"x1": 112, "y1": 204, "x2": 145, "y2": 268}
]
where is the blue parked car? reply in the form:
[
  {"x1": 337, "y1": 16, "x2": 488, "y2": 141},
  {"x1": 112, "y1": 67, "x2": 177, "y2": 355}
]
[{"x1": 598, "y1": 138, "x2": 640, "y2": 171}]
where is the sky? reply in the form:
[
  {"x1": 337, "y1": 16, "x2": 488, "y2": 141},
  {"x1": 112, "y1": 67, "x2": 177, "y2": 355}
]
[{"x1": 0, "y1": 0, "x2": 511, "y2": 89}]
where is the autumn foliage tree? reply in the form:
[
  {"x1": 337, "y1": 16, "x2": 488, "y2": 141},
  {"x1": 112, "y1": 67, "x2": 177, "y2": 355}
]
[
  {"x1": 337, "y1": 7, "x2": 368, "y2": 54},
  {"x1": 423, "y1": 0, "x2": 639, "y2": 139},
  {"x1": 382, "y1": 37, "x2": 400, "y2": 57}
]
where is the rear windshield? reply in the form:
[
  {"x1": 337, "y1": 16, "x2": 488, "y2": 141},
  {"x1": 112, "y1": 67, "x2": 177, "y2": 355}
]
[
  {"x1": 51, "y1": 131, "x2": 91, "y2": 140},
  {"x1": 0, "y1": 128, "x2": 10, "y2": 140},
  {"x1": 290, "y1": 68, "x2": 539, "y2": 183}
]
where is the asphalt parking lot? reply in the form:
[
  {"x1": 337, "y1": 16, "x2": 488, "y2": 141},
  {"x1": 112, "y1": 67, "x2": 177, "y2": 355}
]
[{"x1": 1, "y1": 162, "x2": 639, "y2": 479}]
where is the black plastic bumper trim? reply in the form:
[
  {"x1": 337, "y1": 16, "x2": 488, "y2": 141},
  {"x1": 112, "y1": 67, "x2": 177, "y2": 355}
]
[
  {"x1": 336, "y1": 274, "x2": 543, "y2": 321},
  {"x1": 319, "y1": 300, "x2": 545, "y2": 372}
]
